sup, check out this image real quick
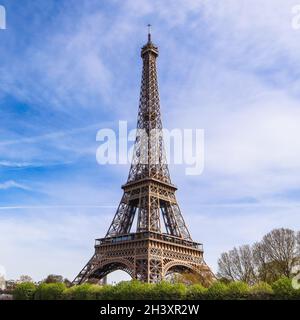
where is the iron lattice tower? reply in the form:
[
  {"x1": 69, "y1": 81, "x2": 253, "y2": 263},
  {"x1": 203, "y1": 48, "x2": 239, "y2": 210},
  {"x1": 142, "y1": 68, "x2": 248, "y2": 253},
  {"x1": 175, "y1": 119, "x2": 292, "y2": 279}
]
[{"x1": 74, "y1": 31, "x2": 214, "y2": 284}]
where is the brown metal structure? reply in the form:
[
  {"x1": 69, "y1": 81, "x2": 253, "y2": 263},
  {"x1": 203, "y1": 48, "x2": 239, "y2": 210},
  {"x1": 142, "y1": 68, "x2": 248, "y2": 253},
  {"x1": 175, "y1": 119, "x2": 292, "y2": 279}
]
[{"x1": 73, "y1": 31, "x2": 213, "y2": 284}]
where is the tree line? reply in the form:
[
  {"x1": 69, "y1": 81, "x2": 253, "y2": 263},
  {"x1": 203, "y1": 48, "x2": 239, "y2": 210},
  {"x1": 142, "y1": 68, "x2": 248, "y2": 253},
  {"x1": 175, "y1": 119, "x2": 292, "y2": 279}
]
[
  {"x1": 12, "y1": 277, "x2": 300, "y2": 300},
  {"x1": 217, "y1": 228, "x2": 300, "y2": 284}
]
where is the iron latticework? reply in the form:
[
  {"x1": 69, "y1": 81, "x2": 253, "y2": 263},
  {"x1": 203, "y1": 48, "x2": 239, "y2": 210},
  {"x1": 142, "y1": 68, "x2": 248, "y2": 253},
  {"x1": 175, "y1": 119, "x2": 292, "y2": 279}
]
[{"x1": 73, "y1": 31, "x2": 214, "y2": 285}]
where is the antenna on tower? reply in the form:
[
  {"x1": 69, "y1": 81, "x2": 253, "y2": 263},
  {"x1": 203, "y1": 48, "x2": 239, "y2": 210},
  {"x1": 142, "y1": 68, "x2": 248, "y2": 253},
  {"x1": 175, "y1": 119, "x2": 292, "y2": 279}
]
[{"x1": 147, "y1": 24, "x2": 152, "y2": 42}]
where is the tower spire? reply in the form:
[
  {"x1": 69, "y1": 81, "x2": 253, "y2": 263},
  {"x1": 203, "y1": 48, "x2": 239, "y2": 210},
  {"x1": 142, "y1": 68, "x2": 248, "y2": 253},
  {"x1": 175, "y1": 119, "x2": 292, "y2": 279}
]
[
  {"x1": 129, "y1": 25, "x2": 167, "y2": 184},
  {"x1": 147, "y1": 24, "x2": 152, "y2": 42}
]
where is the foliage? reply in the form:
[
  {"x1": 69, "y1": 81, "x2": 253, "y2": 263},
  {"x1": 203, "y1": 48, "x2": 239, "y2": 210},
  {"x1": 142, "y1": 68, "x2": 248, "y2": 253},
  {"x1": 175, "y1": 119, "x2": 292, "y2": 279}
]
[
  {"x1": 35, "y1": 282, "x2": 66, "y2": 300},
  {"x1": 151, "y1": 281, "x2": 186, "y2": 300},
  {"x1": 226, "y1": 281, "x2": 249, "y2": 299},
  {"x1": 96, "y1": 284, "x2": 115, "y2": 300},
  {"x1": 206, "y1": 281, "x2": 229, "y2": 300},
  {"x1": 271, "y1": 277, "x2": 296, "y2": 299},
  {"x1": 111, "y1": 280, "x2": 154, "y2": 300},
  {"x1": 13, "y1": 282, "x2": 36, "y2": 300},
  {"x1": 63, "y1": 283, "x2": 102, "y2": 300},
  {"x1": 249, "y1": 281, "x2": 273, "y2": 299},
  {"x1": 186, "y1": 284, "x2": 208, "y2": 300},
  {"x1": 11, "y1": 278, "x2": 300, "y2": 300},
  {"x1": 250, "y1": 281, "x2": 273, "y2": 294}
]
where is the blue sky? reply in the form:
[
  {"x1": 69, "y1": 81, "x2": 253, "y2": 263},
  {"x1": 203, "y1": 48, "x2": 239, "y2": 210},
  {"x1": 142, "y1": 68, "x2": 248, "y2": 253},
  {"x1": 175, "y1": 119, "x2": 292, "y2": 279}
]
[{"x1": 0, "y1": 0, "x2": 300, "y2": 281}]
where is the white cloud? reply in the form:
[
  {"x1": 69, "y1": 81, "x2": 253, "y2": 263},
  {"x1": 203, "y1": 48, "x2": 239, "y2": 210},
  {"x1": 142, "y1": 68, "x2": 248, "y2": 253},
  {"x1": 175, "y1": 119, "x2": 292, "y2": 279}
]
[
  {"x1": 0, "y1": 161, "x2": 33, "y2": 168},
  {"x1": 0, "y1": 180, "x2": 31, "y2": 191},
  {"x1": 0, "y1": 210, "x2": 110, "y2": 281},
  {"x1": 213, "y1": 103, "x2": 300, "y2": 173}
]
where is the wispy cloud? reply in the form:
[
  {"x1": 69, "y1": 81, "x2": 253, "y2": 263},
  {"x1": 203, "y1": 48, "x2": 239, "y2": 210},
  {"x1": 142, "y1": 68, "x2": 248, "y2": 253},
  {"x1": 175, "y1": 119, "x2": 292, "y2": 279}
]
[
  {"x1": 0, "y1": 161, "x2": 34, "y2": 168},
  {"x1": 0, "y1": 123, "x2": 102, "y2": 147},
  {"x1": 0, "y1": 180, "x2": 31, "y2": 191},
  {"x1": 0, "y1": 160, "x2": 74, "y2": 169},
  {"x1": 0, "y1": 205, "x2": 116, "y2": 210}
]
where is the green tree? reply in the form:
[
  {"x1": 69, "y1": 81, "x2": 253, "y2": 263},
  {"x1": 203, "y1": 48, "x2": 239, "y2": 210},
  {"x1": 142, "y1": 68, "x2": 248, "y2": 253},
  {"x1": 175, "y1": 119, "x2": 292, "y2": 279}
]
[
  {"x1": 97, "y1": 284, "x2": 115, "y2": 300},
  {"x1": 272, "y1": 277, "x2": 296, "y2": 299},
  {"x1": 13, "y1": 282, "x2": 36, "y2": 300},
  {"x1": 106, "y1": 280, "x2": 153, "y2": 300},
  {"x1": 151, "y1": 281, "x2": 186, "y2": 300},
  {"x1": 63, "y1": 284, "x2": 103, "y2": 300},
  {"x1": 35, "y1": 283, "x2": 66, "y2": 300},
  {"x1": 227, "y1": 281, "x2": 249, "y2": 299},
  {"x1": 186, "y1": 284, "x2": 207, "y2": 300},
  {"x1": 249, "y1": 282, "x2": 273, "y2": 299},
  {"x1": 206, "y1": 281, "x2": 228, "y2": 300}
]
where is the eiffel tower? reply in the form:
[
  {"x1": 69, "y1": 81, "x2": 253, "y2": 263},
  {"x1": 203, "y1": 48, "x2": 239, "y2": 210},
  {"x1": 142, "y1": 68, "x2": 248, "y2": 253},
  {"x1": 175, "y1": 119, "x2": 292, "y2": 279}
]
[{"x1": 73, "y1": 29, "x2": 214, "y2": 284}]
